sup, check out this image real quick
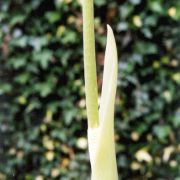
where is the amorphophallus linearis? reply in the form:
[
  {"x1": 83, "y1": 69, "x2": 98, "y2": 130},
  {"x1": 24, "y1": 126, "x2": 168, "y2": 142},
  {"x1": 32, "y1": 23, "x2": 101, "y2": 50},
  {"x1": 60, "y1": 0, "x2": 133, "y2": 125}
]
[{"x1": 82, "y1": 0, "x2": 118, "y2": 179}]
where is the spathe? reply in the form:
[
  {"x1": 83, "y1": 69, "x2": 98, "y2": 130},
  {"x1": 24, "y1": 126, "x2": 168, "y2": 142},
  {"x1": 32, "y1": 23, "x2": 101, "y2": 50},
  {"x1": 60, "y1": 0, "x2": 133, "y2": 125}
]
[{"x1": 88, "y1": 25, "x2": 118, "y2": 180}]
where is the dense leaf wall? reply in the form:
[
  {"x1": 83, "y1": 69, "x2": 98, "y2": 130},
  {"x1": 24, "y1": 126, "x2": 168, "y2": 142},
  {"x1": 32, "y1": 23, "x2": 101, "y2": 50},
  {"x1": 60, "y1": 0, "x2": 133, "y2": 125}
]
[{"x1": 0, "y1": 0, "x2": 180, "y2": 179}]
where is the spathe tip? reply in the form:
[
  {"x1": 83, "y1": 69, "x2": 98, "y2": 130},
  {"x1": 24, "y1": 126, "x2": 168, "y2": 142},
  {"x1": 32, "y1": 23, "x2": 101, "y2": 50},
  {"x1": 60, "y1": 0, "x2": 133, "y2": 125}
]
[{"x1": 107, "y1": 24, "x2": 113, "y2": 33}]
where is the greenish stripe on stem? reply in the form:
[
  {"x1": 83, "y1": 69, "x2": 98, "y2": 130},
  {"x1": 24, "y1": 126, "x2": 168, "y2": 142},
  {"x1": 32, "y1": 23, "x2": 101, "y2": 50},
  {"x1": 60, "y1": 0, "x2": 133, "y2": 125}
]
[{"x1": 82, "y1": 0, "x2": 99, "y2": 128}]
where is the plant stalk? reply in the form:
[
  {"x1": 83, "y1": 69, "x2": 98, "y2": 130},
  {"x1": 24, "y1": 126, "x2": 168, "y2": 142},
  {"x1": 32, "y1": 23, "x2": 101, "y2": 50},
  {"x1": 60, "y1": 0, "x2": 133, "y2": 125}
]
[{"x1": 82, "y1": 0, "x2": 99, "y2": 128}]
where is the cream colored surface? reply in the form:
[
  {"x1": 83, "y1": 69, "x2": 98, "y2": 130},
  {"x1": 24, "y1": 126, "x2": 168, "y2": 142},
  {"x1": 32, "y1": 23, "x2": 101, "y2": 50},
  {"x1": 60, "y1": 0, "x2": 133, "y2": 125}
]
[{"x1": 88, "y1": 25, "x2": 118, "y2": 180}]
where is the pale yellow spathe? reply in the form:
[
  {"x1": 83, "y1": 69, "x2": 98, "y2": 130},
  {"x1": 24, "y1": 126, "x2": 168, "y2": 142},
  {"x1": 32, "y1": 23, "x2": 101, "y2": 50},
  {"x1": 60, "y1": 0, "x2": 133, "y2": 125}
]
[{"x1": 88, "y1": 25, "x2": 118, "y2": 180}]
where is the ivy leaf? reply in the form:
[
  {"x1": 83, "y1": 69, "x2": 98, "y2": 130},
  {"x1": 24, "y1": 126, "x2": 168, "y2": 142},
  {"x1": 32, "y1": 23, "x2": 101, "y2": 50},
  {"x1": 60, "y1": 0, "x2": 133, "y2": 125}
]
[
  {"x1": 153, "y1": 125, "x2": 171, "y2": 141},
  {"x1": 32, "y1": 50, "x2": 52, "y2": 69},
  {"x1": 134, "y1": 41, "x2": 157, "y2": 55},
  {"x1": 45, "y1": 11, "x2": 61, "y2": 23}
]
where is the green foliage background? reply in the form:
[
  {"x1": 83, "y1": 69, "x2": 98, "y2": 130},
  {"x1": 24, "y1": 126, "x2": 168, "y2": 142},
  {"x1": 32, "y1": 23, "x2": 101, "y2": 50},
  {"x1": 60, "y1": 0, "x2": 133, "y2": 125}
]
[{"x1": 0, "y1": 0, "x2": 180, "y2": 179}]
